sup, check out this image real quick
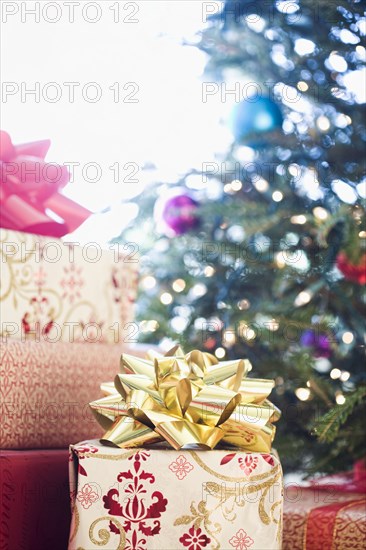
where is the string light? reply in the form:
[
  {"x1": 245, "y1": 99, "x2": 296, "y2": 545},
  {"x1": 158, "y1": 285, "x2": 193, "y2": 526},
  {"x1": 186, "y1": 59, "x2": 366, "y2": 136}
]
[
  {"x1": 295, "y1": 388, "x2": 311, "y2": 401},
  {"x1": 224, "y1": 180, "x2": 242, "y2": 194},
  {"x1": 254, "y1": 178, "x2": 269, "y2": 192},
  {"x1": 172, "y1": 279, "x2": 186, "y2": 293},
  {"x1": 272, "y1": 191, "x2": 284, "y2": 202},
  {"x1": 291, "y1": 215, "x2": 307, "y2": 224},
  {"x1": 224, "y1": 183, "x2": 235, "y2": 194},
  {"x1": 235, "y1": 146, "x2": 256, "y2": 162},
  {"x1": 336, "y1": 393, "x2": 346, "y2": 405},
  {"x1": 160, "y1": 292, "x2": 173, "y2": 305},
  {"x1": 223, "y1": 330, "x2": 236, "y2": 347},
  {"x1": 315, "y1": 358, "x2": 331, "y2": 373},
  {"x1": 204, "y1": 266, "x2": 215, "y2": 277},
  {"x1": 275, "y1": 252, "x2": 286, "y2": 268},
  {"x1": 245, "y1": 328, "x2": 256, "y2": 341},
  {"x1": 313, "y1": 207, "x2": 329, "y2": 220},
  {"x1": 327, "y1": 52, "x2": 348, "y2": 72},
  {"x1": 294, "y1": 290, "x2": 312, "y2": 307},
  {"x1": 241, "y1": 324, "x2": 256, "y2": 341},
  {"x1": 335, "y1": 114, "x2": 352, "y2": 128},
  {"x1": 330, "y1": 368, "x2": 341, "y2": 379},
  {"x1": 340, "y1": 371, "x2": 350, "y2": 382},
  {"x1": 142, "y1": 276, "x2": 156, "y2": 290},
  {"x1": 297, "y1": 81, "x2": 309, "y2": 92},
  {"x1": 288, "y1": 163, "x2": 300, "y2": 176},
  {"x1": 342, "y1": 332, "x2": 354, "y2": 344},
  {"x1": 140, "y1": 320, "x2": 159, "y2": 333},
  {"x1": 231, "y1": 179, "x2": 243, "y2": 191},
  {"x1": 170, "y1": 316, "x2": 188, "y2": 333},
  {"x1": 267, "y1": 319, "x2": 280, "y2": 331},
  {"x1": 237, "y1": 299, "x2": 251, "y2": 310},
  {"x1": 191, "y1": 283, "x2": 207, "y2": 297},
  {"x1": 194, "y1": 317, "x2": 207, "y2": 330},
  {"x1": 215, "y1": 347, "x2": 226, "y2": 359},
  {"x1": 359, "y1": 231, "x2": 366, "y2": 238},
  {"x1": 316, "y1": 116, "x2": 331, "y2": 132}
]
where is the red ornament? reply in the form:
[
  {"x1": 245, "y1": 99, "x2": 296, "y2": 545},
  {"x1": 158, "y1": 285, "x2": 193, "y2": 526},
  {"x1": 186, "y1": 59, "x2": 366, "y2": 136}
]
[
  {"x1": 203, "y1": 337, "x2": 216, "y2": 350},
  {"x1": 336, "y1": 252, "x2": 366, "y2": 285}
]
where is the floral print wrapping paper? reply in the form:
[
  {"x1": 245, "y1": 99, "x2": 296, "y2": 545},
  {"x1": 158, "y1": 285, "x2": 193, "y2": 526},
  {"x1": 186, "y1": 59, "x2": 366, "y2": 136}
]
[
  {"x1": 68, "y1": 440, "x2": 283, "y2": 550},
  {"x1": 1, "y1": 228, "x2": 138, "y2": 344}
]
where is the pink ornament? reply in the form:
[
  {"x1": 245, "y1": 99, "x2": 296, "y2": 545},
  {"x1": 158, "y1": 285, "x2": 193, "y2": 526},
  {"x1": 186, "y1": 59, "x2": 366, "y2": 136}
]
[{"x1": 155, "y1": 189, "x2": 200, "y2": 236}]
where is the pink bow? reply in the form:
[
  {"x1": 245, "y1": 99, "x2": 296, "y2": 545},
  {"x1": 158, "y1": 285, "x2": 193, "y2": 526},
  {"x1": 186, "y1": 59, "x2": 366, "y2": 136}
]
[{"x1": 0, "y1": 130, "x2": 90, "y2": 238}]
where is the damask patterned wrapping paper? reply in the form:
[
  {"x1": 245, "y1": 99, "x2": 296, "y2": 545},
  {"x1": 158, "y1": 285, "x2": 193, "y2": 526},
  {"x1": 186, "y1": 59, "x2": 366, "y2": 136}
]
[
  {"x1": 68, "y1": 440, "x2": 283, "y2": 550},
  {"x1": 283, "y1": 487, "x2": 366, "y2": 550},
  {"x1": 0, "y1": 228, "x2": 138, "y2": 344},
  {"x1": 0, "y1": 339, "x2": 155, "y2": 448}
]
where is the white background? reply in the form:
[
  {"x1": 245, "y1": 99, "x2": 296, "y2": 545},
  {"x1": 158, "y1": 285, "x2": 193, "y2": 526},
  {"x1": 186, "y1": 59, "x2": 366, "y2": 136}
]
[{"x1": 2, "y1": 1, "x2": 228, "y2": 242}]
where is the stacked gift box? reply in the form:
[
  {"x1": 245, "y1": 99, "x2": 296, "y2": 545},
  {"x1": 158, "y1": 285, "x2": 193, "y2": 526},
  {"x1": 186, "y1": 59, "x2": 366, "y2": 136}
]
[
  {"x1": 0, "y1": 132, "x2": 140, "y2": 549},
  {"x1": 68, "y1": 347, "x2": 284, "y2": 550},
  {"x1": 283, "y1": 466, "x2": 366, "y2": 550},
  {"x1": 0, "y1": 227, "x2": 140, "y2": 550}
]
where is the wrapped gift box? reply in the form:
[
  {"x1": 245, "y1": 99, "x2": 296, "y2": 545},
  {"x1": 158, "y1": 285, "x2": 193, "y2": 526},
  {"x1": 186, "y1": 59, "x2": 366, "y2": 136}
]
[
  {"x1": 283, "y1": 486, "x2": 366, "y2": 550},
  {"x1": 0, "y1": 448, "x2": 71, "y2": 550},
  {"x1": 68, "y1": 440, "x2": 283, "y2": 550},
  {"x1": 0, "y1": 228, "x2": 138, "y2": 344},
  {"x1": 0, "y1": 339, "x2": 155, "y2": 448}
]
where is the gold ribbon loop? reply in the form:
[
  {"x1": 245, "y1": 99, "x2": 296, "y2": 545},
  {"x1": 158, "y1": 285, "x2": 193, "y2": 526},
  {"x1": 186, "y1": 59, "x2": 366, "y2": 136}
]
[
  {"x1": 102, "y1": 417, "x2": 159, "y2": 448},
  {"x1": 203, "y1": 359, "x2": 244, "y2": 388},
  {"x1": 121, "y1": 354, "x2": 155, "y2": 376},
  {"x1": 155, "y1": 420, "x2": 224, "y2": 451},
  {"x1": 100, "y1": 382, "x2": 118, "y2": 396},
  {"x1": 186, "y1": 385, "x2": 241, "y2": 427},
  {"x1": 238, "y1": 378, "x2": 275, "y2": 404},
  {"x1": 116, "y1": 373, "x2": 163, "y2": 404}
]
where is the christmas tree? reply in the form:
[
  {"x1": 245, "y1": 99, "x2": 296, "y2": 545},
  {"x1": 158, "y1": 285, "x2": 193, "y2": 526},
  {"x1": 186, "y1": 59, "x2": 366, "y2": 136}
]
[{"x1": 118, "y1": 0, "x2": 366, "y2": 473}]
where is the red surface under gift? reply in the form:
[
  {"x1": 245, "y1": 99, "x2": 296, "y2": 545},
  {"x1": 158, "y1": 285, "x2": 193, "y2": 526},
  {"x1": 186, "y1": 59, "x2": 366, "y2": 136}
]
[{"x1": 0, "y1": 448, "x2": 71, "y2": 550}]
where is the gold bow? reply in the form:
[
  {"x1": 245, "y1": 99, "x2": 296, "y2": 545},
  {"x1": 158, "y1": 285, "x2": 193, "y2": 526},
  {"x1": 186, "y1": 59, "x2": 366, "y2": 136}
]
[{"x1": 90, "y1": 346, "x2": 280, "y2": 452}]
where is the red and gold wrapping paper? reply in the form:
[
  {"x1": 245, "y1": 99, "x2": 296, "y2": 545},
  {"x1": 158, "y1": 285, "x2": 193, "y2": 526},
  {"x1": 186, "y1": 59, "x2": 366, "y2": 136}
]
[
  {"x1": 0, "y1": 339, "x2": 153, "y2": 448},
  {"x1": 283, "y1": 486, "x2": 366, "y2": 550},
  {"x1": 68, "y1": 440, "x2": 283, "y2": 550},
  {"x1": 0, "y1": 448, "x2": 71, "y2": 550},
  {"x1": 0, "y1": 228, "x2": 138, "y2": 344}
]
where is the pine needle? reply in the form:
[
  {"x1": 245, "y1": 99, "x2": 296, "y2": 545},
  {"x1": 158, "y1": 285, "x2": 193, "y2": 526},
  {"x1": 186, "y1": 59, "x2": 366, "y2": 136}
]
[{"x1": 314, "y1": 387, "x2": 366, "y2": 443}]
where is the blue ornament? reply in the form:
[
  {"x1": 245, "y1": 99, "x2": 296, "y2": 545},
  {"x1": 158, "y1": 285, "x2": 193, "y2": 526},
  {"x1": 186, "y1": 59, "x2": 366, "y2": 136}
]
[{"x1": 230, "y1": 96, "x2": 283, "y2": 146}]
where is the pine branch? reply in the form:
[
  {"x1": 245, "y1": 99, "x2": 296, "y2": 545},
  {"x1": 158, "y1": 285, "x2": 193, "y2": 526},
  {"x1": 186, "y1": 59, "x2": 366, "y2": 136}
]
[
  {"x1": 308, "y1": 378, "x2": 333, "y2": 409},
  {"x1": 313, "y1": 387, "x2": 366, "y2": 443}
]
